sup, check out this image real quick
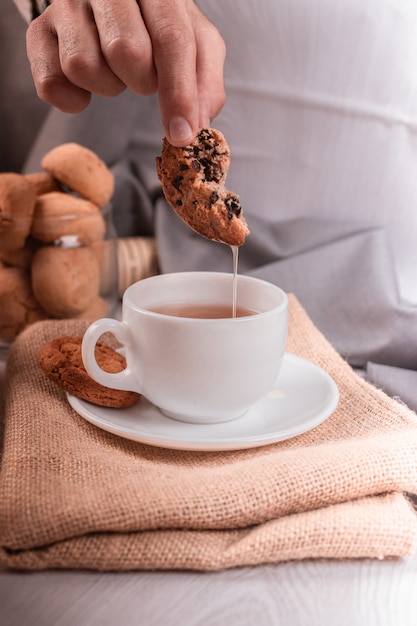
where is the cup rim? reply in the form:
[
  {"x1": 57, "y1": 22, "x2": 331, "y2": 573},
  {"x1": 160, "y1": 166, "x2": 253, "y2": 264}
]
[{"x1": 123, "y1": 271, "x2": 288, "y2": 322}]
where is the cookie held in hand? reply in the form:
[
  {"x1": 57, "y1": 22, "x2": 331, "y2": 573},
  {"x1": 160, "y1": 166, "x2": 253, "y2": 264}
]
[
  {"x1": 38, "y1": 336, "x2": 140, "y2": 408},
  {"x1": 156, "y1": 128, "x2": 250, "y2": 246}
]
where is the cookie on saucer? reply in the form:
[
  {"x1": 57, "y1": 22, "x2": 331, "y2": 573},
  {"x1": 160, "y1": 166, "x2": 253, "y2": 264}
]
[{"x1": 38, "y1": 335, "x2": 141, "y2": 408}]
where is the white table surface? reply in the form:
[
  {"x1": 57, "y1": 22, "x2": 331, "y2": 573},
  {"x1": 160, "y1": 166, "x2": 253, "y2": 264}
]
[{"x1": 1, "y1": 358, "x2": 417, "y2": 626}]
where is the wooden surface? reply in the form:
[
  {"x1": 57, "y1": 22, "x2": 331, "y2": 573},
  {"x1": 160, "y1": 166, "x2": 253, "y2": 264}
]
[
  {"x1": 1, "y1": 558, "x2": 417, "y2": 626},
  {"x1": 1, "y1": 358, "x2": 417, "y2": 626}
]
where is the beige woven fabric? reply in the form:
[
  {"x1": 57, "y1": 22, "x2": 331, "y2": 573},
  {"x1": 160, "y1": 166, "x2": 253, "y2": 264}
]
[{"x1": 1, "y1": 294, "x2": 417, "y2": 571}]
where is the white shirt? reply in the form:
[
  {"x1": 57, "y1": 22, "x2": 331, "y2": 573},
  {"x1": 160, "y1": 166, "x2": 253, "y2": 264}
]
[
  {"x1": 12, "y1": 0, "x2": 417, "y2": 304},
  {"x1": 197, "y1": 0, "x2": 417, "y2": 303}
]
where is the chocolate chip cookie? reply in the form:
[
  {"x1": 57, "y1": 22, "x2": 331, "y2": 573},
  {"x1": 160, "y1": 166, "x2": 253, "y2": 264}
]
[
  {"x1": 38, "y1": 336, "x2": 140, "y2": 408},
  {"x1": 156, "y1": 128, "x2": 250, "y2": 246}
]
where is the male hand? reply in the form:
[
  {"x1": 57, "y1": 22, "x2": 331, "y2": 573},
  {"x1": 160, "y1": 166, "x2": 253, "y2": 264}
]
[{"x1": 26, "y1": 0, "x2": 226, "y2": 145}]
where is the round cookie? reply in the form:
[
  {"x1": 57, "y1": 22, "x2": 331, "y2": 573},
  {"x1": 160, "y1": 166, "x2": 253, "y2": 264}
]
[
  {"x1": 25, "y1": 171, "x2": 60, "y2": 195},
  {"x1": 41, "y1": 143, "x2": 114, "y2": 207},
  {"x1": 0, "y1": 172, "x2": 37, "y2": 251},
  {"x1": 73, "y1": 296, "x2": 107, "y2": 321},
  {"x1": 0, "y1": 238, "x2": 37, "y2": 268},
  {"x1": 156, "y1": 128, "x2": 250, "y2": 247},
  {"x1": 0, "y1": 265, "x2": 47, "y2": 342},
  {"x1": 31, "y1": 246, "x2": 101, "y2": 318},
  {"x1": 38, "y1": 336, "x2": 140, "y2": 408},
  {"x1": 31, "y1": 191, "x2": 106, "y2": 246}
]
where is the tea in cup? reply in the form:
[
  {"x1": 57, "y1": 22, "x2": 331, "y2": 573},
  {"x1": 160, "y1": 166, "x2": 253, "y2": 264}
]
[{"x1": 81, "y1": 271, "x2": 288, "y2": 424}]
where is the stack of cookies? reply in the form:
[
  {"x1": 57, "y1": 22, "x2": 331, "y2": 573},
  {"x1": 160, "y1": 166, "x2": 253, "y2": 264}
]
[{"x1": 0, "y1": 143, "x2": 116, "y2": 343}]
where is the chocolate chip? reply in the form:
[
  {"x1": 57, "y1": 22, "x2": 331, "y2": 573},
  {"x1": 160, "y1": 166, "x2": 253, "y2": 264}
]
[
  {"x1": 176, "y1": 199, "x2": 183, "y2": 206},
  {"x1": 172, "y1": 176, "x2": 184, "y2": 190},
  {"x1": 209, "y1": 191, "x2": 219, "y2": 204},
  {"x1": 191, "y1": 160, "x2": 201, "y2": 172},
  {"x1": 198, "y1": 129, "x2": 212, "y2": 141},
  {"x1": 179, "y1": 163, "x2": 189, "y2": 171},
  {"x1": 198, "y1": 157, "x2": 222, "y2": 183},
  {"x1": 224, "y1": 195, "x2": 242, "y2": 219}
]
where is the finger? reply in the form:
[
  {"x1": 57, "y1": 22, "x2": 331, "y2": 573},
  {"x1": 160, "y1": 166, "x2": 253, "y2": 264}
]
[
  {"x1": 50, "y1": 1, "x2": 127, "y2": 98},
  {"x1": 193, "y1": 9, "x2": 226, "y2": 127},
  {"x1": 91, "y1": 0, "x2": 157, "y2": 96},
  {"x1": 141, "y1": 0, "x2": 200, "y2": 146},
  {"x1": 26, "y1": 16, "x2": 92, "y2": 112}
]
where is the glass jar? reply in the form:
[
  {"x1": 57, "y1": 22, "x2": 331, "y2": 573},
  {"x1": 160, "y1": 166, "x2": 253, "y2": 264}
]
[{"x1": 0, "y1": 198, "x2": 119, "y2": 359}]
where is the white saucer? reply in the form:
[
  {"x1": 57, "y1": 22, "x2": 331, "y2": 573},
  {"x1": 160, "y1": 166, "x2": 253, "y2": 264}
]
[{"x1": 67, "y1": 353, "x2": 338, "y2": 452}]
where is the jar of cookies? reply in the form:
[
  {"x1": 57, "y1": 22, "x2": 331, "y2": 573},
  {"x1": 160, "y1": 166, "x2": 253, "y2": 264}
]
[{"x1": 0, "y1": 143, "x2": 119, "y2": 358}]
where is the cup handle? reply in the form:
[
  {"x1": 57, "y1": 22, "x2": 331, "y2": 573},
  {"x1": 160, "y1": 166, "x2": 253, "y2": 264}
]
[{"x1": 81, "y1": 318, "x2": 139, "y2": 392}]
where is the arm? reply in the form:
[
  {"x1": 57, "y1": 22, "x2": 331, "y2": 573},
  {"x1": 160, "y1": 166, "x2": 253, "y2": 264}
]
[{"x1": 20, "y1": 0, "x2": 225, "y2": 146}]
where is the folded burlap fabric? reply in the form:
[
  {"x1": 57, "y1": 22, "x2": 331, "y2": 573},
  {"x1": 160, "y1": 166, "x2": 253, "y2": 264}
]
[{"x1": 1, "y1": 294, "x2": 417, "y2": 571}]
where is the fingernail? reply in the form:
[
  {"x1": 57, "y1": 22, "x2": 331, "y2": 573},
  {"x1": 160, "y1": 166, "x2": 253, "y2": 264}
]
[{"x1": 168, "y1": 117, "x2": 194, "y2": 145}]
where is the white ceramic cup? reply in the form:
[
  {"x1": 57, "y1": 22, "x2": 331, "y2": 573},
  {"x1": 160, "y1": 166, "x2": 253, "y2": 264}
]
[{"x1": 81, "y1": 272, "x2": 288, "y2": 424}]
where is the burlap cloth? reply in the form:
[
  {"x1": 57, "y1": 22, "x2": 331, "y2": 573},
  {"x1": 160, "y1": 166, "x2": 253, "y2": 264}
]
[{"x1": 1, "y1": 294, "x2": 417, "y2": 571}]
